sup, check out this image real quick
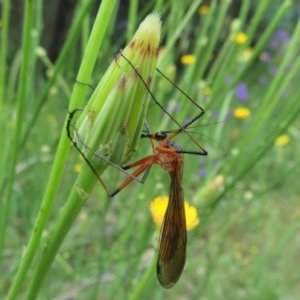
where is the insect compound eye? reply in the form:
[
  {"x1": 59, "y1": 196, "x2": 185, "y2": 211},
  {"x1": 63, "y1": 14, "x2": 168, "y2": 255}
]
[{"x1": 155, "y1": 131, "x2": 168, "y2": 140}]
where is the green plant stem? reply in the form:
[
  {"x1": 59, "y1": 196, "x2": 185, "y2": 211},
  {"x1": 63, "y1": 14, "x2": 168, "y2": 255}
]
[
  {"x1": 0, "y1": 0, "x2": 11, "y2": 262},
  {"x1": 0, "y1": 0, "x2": 10, "y2": 108},
  {"x1": 0, "y1": 0, "x2": 34, "y2": 266},
  {"x1": 232, "y1": 0, "x2": 292, "y2": 85},
  {"x1": 25, "y1": 165, "x2": 99, "y2": 299},
  {"x1": 159, "y1": 0, "x2": 202, "y2": 67},
  {"x1": 245, "y1": 0, "x2": 270, "y2": 48},
  {"x1": 130, "y1": 251, "x2": 158, "y2": 300},
  {"x1": 21, "y1": 0, "x2": 94, "y2": 147},
  {"x1": 127, "y1": 0, "x2": 138, "y2": 42},
  {"x1": 6, "y1": 1, "x2": 117, "y2": 299}
]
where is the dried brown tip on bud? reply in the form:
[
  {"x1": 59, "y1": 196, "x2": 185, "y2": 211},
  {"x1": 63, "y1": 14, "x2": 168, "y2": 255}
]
[
  {"x1": 129, "y1": 13, "x2": 162, "y2": 56},
  {"x1": 118, "y1": 75, "x2": 127, "y2": 90}
]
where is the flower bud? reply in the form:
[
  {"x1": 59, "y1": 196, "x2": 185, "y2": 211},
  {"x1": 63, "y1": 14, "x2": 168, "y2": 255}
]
[{"x1": 74, "y1": 13, "x2": 161, "y2": 169}]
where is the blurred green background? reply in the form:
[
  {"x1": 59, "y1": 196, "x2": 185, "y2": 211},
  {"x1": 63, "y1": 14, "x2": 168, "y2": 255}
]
[{"x1": 1, "y1": 0, "x2": 300, "y2": 299}]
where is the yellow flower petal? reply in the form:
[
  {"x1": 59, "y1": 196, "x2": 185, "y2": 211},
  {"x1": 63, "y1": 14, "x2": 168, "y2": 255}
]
[
  {"x1": 203, "y1": 86, "x2": 212, "y2": 96},
  {"x1": 149, "y1": 196, "x2": 200, "y2": 231},
  {"x1": 180, "y1": 54, "x2": 196, "y2": 65},
  {"x1": 74, "y1": 163, "x2": 82, "y2": 173},
  {"x1": 274, "y1": 134, "x2": 290, "y2": 146},
  {"x1": 184, "y1": 201, "x2": 200, "y2": 230},
  {"x1": 235, "y1": 32, "x2": 247, "y2": 44},
  {"x1": 198, "y1": 5, "x2": 210, "y2": 15},
  {"x1": 149, "y1": 196, "x2": 168, "y2": 227},
  {"x1": 233, "y1": 107, "x2": 251, "y2": 119}
]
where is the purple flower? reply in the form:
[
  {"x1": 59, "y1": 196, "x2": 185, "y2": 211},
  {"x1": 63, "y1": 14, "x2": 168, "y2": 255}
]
[
  {"x1": 274, "y1": 29, "x2": 291, "y2": 42},
  {"x1": 198, "y1": 167, "x2": 207, "y2": 178},
  {"x1": 258, "y1": 76, "x2": 268, "y2": 85},
  {"x1": 198, "y1": 157, "x2": 207, "y2": 165},
  {"x1": 270, "y1": 66, "x2": 278, "y2": 76},
  {"x1": 225, "y1": 75, "x2": 233, "y2": 84},
  {"x1": 167, "y1": 101, "x2": 180, "y2": 112},
  {"x1": 235, "y1": 83, "x2": 249, "y2": 101},
  {"x1": 211, "y1": 111, "x2": 220, "y2": 120},
  {"x1": 259, "y1": 52, "x2": 272, "y2": 63},
  {"x1": 268, "y1": 30, "x2": 291, "y2": 51}
]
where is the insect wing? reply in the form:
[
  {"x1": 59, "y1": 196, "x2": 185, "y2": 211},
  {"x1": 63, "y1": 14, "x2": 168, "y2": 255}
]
[{"x1": 157, "y1": 160, "x2": 187, "y2": 288}]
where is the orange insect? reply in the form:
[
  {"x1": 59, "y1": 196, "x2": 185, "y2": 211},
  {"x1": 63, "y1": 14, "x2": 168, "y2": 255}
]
[{"x1": 107, "y1": 123, "x2": 206, "y2": 287}]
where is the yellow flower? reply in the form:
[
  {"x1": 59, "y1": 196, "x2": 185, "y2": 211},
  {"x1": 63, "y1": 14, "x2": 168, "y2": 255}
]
[
  {"x1": 203, "y1": 86, "x2": 212, "y2": 96},
  {"x1": 180, "y1": 54, "x2": 196, "y2": 65},
  {"x1": 233, "y1": 107, "x2": 251, "y2": 119},
  {"x1": 234, "y1": 32, "x2": 247, "y2": 44},
  {"x1": 149, "y1": 196, "x2": 200, "y2": 231},
  {"x1": 73, "y1": 163, "x2": 82, "y2": 173},
  {"x1": 234, "y1": 250, "x2": 244, "y2": 261},
  {"x1": 242, "y1": 47, "x2": 253, "y2": 61},
  {"x1": 275, "y1": 134, "x2": 290, "y2": 146},
  {"x1": 198, "y1": 5, "x2": 210, "y2": 15}
]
